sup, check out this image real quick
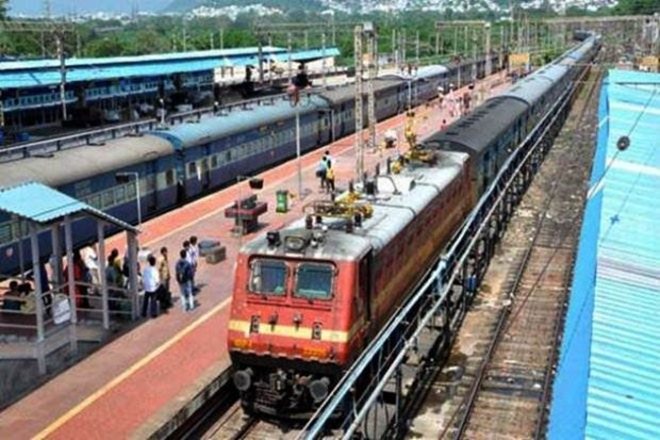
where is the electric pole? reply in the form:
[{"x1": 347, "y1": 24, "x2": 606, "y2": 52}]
[{"x1": 354, "y1": 25, "x2": 364, "y2": 182}]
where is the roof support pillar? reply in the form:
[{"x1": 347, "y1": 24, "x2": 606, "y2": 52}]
[
  {"x1": 97, "y1": 221, "x2": 109, "y2": 330},
  {"x1": 127, "y1": 231, "x2": 140, "y2": 320},
  {"x1": 14, "y1": 215, "x2": 25, "y2": 281},
  {"x1": 64, "y1": 215, "x2": 78, "y2": 326},
  {"x1": 50, "y1": 222, "x2": 63, "y2": 288},
  {"x1": 29, "y1": 223, "x2": 45, "y2": 343}
]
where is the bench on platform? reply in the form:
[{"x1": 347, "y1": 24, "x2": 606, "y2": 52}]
[{"x1": 224, "y1": 194, "x2": 268, "y2": 235}]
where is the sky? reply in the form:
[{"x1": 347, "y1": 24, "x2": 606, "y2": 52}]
[{"x1": 8, "y1": 0, "x2": 171, "y2": 16}]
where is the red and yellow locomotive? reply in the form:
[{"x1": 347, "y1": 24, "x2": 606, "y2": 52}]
[{"x1": 228, "y1": 151, "x2": 474, "y2": 416}]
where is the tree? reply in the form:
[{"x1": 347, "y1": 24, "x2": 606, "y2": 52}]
[
  {"x1": 0, "y1": 0, "x2": 7, "y2": 20},
  {"x1": 86, "y1": 37, "x2": 125, "y2": 57},
  {"x1": 614, "y1": 0, "x2": 660, "y2": 15}
]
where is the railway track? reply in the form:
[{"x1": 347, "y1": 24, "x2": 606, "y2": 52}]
[
  {"x1": 199, "y1": 401, "x2": 303, "y2": 440},
  {"x1": 443, "y1": 66, "x2": 603, "y2": 439}
]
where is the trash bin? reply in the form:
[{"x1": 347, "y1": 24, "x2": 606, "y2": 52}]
[{"x1": 276, "y1": 190, "x2": 289, "y2": 213}]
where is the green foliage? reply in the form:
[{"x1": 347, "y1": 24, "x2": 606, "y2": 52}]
[
  {"x1": 0, "y1": 4, "x2": 646, "y2": 62},
  {"x1": 613, "y1": 0, "x2": 660, "y2": 15}
]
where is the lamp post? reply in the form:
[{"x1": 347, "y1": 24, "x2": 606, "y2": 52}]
[
  {"x1": 158, "y1": 98, "x2": 166, "y2": 127},
  {"x1": 236, "y1": 175, "x2": 247, "y2": 248},
  {"x1": 115, "y1": 172, "x2": 141, "y2": 230},
  {"x1": 291, "y1": 61, "x2": 306, "y2": 200},
  {"x1": 295, "y1": 101, "x2": 303, "y2": 200}
]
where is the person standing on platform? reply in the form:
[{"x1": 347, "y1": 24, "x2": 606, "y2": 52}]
[
  {"x1": 183, "y1": 240, "x2": 191, "y2": 262},
  {"x1": 325, "y1": 163, "x2": 336, "y2": 194},
  {"x1": 109, "y1": 249, "x2": 124, "y2": 289},
  {"x1": 448, "y1": 84, "x2": 455, "y2": 117},
  {"x1": 63, "y1": 250, "x2": 90, "y2": 309},
  {"x1": 323, "y1": 150, "x2": 333, "y2": 169},
  {"x1": 404, "y1": 111, "x2": 417, "y2": 150},
  {"x1": 175, "y1": 249, "x2": 195, "y2": 312},
  {"x1": 141, "y1": 255, "x2": 160, "y2": 318},
  {"x1": 188, "y1": 236, "x2": 200, "y2": 293},
  {"x1": 106, "y1": 253, "x2": 123, "y2": 311},
  {"x1": 158, "y1": 246, "x2": 172, "y2": 310},
  {"x1": 316, "y1": 157, "x2": 328, "y2": 191}
]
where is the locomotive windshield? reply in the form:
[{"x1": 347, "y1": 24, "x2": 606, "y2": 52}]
[
  {"x1": 294, "y1": 263, "x2": 334, "y2": 300},
  {"x1": 249, "y1": 259, "x2": 287, "y2": 295}
]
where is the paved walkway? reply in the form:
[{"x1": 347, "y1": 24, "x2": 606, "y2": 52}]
[{"x1": 0, "y1": 73, "x2": 510, "y2": 439}]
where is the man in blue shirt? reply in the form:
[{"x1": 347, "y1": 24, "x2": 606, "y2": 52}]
[{"x1": 175, "y1": 249, "x2": 195, "y2": 312}]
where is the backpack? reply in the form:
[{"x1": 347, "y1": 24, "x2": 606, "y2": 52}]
[{"x1": 175, "y1": 260, "x2": 190, "y2": 284}]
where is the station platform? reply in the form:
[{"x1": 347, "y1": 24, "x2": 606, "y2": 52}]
[{"x1": 0, "y1": 73, "x2": 510, "y2": 439}]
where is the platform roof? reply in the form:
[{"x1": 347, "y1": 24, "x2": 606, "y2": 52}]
[
  {"x1": 548, "y1": 69, "x2": 660, "y2": 440},
  {"x1": 0, "y1": 181, "x2": 137, "y2": 232},
  {"x1": 0, "y1": 46, "x2": 282, "y2": 72},
  {"x1": 0, "y1": 47, "x2": 340, "y2": 90}
]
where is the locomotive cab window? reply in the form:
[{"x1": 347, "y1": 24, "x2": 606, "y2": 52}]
[
  {"x1": 294, "y1": 263, "x2": 335, "y2": 300},
  {"x1": 249, "y1": 259, "x2": 287, "y2": 296}
]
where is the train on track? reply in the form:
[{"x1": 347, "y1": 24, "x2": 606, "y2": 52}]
[
  {"x1": 0, "y1": 53, "x2": 501, "y2": 275},
  {"x1": 227, "y1": 35, "x2": 600, "y2": 417}
]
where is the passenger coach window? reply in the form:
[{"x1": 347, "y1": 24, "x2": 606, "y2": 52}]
[
  {"x1": 250, "y1": 259, "x2": 287, "y2": 295},
  {"x1": 295, "y1": 263, "x2": 334, "y2": 300}
]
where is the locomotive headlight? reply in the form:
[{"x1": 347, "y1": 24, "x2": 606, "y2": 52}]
[
  {"x1": 233, "y1": 368, "x2": 253, "y2": 392},
  {"x1": 309, "y1": 377, "x2": 330, "y2": 403}
]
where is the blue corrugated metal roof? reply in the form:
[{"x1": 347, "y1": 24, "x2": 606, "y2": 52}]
[
  {"x1": 0, "y1": 47, "x2": 340, "y2": 89},
  {"x1": 152, "y1": 94, "x2": 328, "y2": 149},
  {"x1": 549, "y1": 70, "x2": 660, "y2": 440},
  {"x1": 0, "y1": 46, "x2": 283, "y2": 72},
  {"x1": 0, "y1": 182, "x2": 137, "y2": 232}
]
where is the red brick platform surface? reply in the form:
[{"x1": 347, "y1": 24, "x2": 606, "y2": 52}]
[{"x1": 0, "y1": 73, "x2": 510, "y2": 439}]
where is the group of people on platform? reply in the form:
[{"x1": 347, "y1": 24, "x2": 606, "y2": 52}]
[
  {"x1": 137, "y1": 235, "x2": 200, "y2": 319},
  {"x1": 1, "y1": 235, "x2": 203, "y2": 322},
  {"x1": 0, "y1": 253, "x2": 84, "y2": 316},
  {"x1": 437, "y1": 83, "x2": 477, "y2": 118},
  {"x1": 437, "y1": 82, "x2": 490, "y2": 119},
  {"x1": 315, "y1": 150, "x2": 336, "y2": 194}
]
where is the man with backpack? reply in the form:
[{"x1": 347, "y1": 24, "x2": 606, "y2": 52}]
[{"x1": 175, "y1": 249, "x2": 195, "y2": 312}]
